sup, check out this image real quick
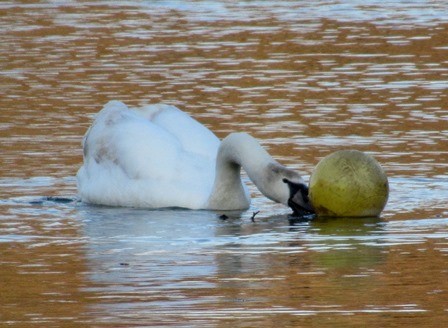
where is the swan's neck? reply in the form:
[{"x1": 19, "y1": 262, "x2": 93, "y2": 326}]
[{"x1": 207, "y1": 132, "x2": 298, "y2": 210}]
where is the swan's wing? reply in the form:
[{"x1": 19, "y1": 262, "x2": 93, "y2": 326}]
[
  {"x1": 133, "y1": 104, "x2": 220, "y2": 161},
  {"x1": 82, "y1": 101, "x2": 210, "y2": 181},
  {"x1": 78, "y1": 101, "x2": 217, "y2": 208}
]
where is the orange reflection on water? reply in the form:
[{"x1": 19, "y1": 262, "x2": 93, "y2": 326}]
[{"x1": 1, "y1": 1, "x2": 447, "y2": 327}]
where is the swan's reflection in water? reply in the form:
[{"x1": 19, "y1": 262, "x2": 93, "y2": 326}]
[{"x1": 80, "y1": 205, "x2": 390, "y2": 323}]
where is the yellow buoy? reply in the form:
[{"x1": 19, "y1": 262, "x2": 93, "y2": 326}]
[{"x1": 309, "y1": 150, "x2": 389, "y2": 217}]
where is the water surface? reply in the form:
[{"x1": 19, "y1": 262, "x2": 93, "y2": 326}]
[{"x1": 1, "y1": 1, "x2": 447, "y2": 327}]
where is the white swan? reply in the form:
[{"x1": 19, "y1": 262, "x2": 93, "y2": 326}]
[{"x1": 77, "y1": 101, "x2": 312, "y2": 213}]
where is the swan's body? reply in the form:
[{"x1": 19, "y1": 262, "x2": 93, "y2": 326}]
[{"x1": 77, "y1": 101, "x2": 311, "y2": 212}]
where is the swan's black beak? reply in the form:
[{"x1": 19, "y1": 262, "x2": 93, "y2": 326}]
[{"x1": 283, "y1": 178, "x2": 314, "y2": 217}]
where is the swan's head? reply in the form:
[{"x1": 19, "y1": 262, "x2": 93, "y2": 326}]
[
  {"x1": 262, "y1": 163, "x2": 313, "y2": 216},
  {"x1": 282, "y1": 178, "x2": 314, "y2": 217}
]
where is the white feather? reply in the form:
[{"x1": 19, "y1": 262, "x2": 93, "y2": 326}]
[
  {"x1": 77, "y1": 101, "x2": 220, "y2": 209},
  {"x1": 77, "y1": 101, "x2": 306, "y2": 210}
]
